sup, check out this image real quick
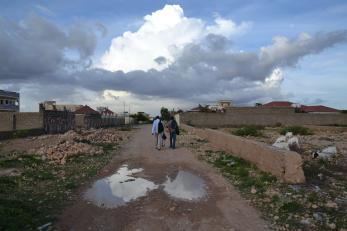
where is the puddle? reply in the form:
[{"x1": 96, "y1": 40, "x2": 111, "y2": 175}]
[
  {"x1": 163, "y1": 171, "x2": 207, "y2": 201},
  {"x1": 84, "y1": 165, "x2": 158, "y2": 208}
]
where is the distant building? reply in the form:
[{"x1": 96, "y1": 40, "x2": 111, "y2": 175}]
[
  {"x1": 261, "y1": 101, "x2": 295, "y2": 108},
  {"x1": 75, "y1": 105, "x2": 100, "y2": 115},
  {"x1": 217, "y1": 100, "x2": 232, "y2": 108},
  {"x1": 40, "y1": 101, "x2": 83, "y2": 112},
  {"x1": 262, "y1": 101, "x2": 340, "y2": 113},
  {"x1": 97, "y1": 107, "x2": 116, "y2": 117},
  {"x1": 301, "y1": 105, "x2": 340, "y2": 114},
  {"x1": 0, "y1": 90, "x2": 20, "y2": 112}
]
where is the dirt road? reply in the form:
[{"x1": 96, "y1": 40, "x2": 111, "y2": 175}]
[{"x1": 56, "y1": 125, "x2": 269, "y2": 231}]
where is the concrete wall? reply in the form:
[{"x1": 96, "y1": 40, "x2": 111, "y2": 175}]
[
  {"x1": 180, "y1": 107, "x2": 347, "y2": 127},
  {"x1": 0, "y1": 112, "x2": 43, "y2": 132},
  {"x1": 76, "y1": 114, "x2": 126, "y2": 129},
  {"x1": 182, "y1": 124, "x2": 305, "y2": 183}
]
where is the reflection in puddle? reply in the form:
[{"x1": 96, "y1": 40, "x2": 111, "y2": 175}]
[
  {"x1": 163, "y1": 171, "x2": 207, "y2": 201},
  {"x1": 84, "y1": 165, "x2": 158, "y2": 208}
]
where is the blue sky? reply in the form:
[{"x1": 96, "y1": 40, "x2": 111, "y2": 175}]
[{"x1": 0, "y1": 0, "x2": 346, "y2": 113}]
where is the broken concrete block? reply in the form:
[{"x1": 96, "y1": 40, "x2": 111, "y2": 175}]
[{"x1": 312, "y1": 146, "x2": 337, "y2": 159}]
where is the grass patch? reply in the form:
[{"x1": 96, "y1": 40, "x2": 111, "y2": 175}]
[
  {"x1": 280, "y1": 201, "x2": 304, "y2": 213},
  {"x1": 280, "y1": 126, "x2": 313, "y2": 135},
  {"x1": 0, "y1": 145, "x2": 117, "y2": 231},
  {"x1": 212, "y1": 152, "x2": 274, "y2": 193},
  {"x1": 232, "y1": 125, "x2": 264, "y2": 137}
]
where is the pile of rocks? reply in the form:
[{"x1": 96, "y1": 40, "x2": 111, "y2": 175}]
[
  {"x1": 35, "y1": 140, "x2": 104, "y2": 165},
  {"x1": 56, "y1": 129, "x2": 123, "y2": 144},
  {"x1": 75, "y1": 129, "x2": 123, "y2": 144}
]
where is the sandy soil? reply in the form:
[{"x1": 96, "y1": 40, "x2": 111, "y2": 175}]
[{"x1": 55, "y1": 125, "x2": 270, "y2": 231}]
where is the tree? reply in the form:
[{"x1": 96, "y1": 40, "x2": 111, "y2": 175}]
[
  {"x1": 160, "y1": 107, "x2": 170, "y2": 121},
  {"x1": 131, "y1": 112, "x2": 150, "y2": 122}
]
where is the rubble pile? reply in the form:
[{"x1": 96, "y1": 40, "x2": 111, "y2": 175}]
[
  {"x1": 36, "y1": 140, "x2": 104, "y2": 165},
  {"x1": 74, "y1": 129, "x2": 124, "y2": 144},
  {"x1": 272, "y1": 132, "x2": 300, "y2": 151}
]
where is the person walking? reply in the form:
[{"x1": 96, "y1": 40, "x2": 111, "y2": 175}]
[
  {"x1": 167, "y1": 116, "x2": 179, "y2": 149},
  {"x1": 152, "y1": 116, "x2": 164, "y2": 150}
]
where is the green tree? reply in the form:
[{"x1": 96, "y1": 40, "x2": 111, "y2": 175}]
[{"x1": 160, "y1": 107, "x2": 170, "y2": 121}]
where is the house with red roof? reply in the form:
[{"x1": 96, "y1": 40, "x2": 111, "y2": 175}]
[
  {"x1": 261, "y1": 101, "x2": 340, "y2": 114},
  {"x1": 301, "y1": 105, "x2": 340, "y2": 113},
  {"x1": 74, "y1": 105, "x2": 100, "y2": 115},
  {"x1": 97, "y1": 107, "x2": 116, "y2": 117},
  {"x1": 261, "y1": 101, "x2": 297, "y2": 108}
]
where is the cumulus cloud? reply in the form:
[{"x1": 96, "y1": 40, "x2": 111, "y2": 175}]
[
  {"x1": 1, "y1": 5, "x2": 347, "y2": 113},
  {"x1": 98, "y1": 5, "x2": 250, "y2": 72}
]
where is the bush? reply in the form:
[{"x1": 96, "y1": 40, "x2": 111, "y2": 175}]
[
  {"x1": 280, "y1": 126, "x2": 312, "y2": 135},
  {"x1": 232, "y1": 125, "x2": 264, "y2": 137}
]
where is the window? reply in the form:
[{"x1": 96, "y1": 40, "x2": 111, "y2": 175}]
[
  {"x1": 5, "y1": 100, "x2": 8, "y2": 105},
  {"x1": 0, "y1": 100, "x2": 3, "y2": 104}
]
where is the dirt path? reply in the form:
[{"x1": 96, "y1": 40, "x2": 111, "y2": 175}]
[{"x1": 56, "y1": 125, "x2": 269, "y2": 231}]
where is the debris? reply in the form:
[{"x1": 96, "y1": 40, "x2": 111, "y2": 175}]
[
  {"x1": 37, "y1": 222, "x2": 52, "y2": 230},
  {"x1": 325, "y1": 201, "x2": 338, "y2": 209},
  {"x1": 0, "y1": 168, "x2": 21, "y2": 177},
  {"x1": 326, "y1": 223, "x2": 336, "y2": 230},
  {"x1": 313, "y1": 213, "x2": 324, "y2": 222},
  {"x1": 312, "y1": 146, "x2": 337, "y2": 159},
  {"x1": 272, "y1": 132, "x2": 300, "y2": 151}
]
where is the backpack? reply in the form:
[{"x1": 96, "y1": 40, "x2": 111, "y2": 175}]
[
  {"x1": 176, "y1": 125, "x2": 180, "y2": 135},
  {"x1": 158, "y1": 121, "x2": 164, "y2": 133},
  {"x1": 171, "y1": 120, "x2": 179, "y2": 135}
]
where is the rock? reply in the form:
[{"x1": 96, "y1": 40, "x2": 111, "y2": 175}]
[
  {"x1": 300, "y1": 219, "x2": 310, "y2": 226},
  {"x1": 312, "y1": 146, "x2": 337, "y2": 159},
  {"x1": 326, "y1": 223, "x2": 336, "y2": 229},
  {"x1": 311, "y1": 204, "x2": 318, "y2": 209},
  {"x1": 325, "y1": 201, "x2": 338, "y2": 209},
  {"x1": 285, "y1": 132, "x2": 293, "y2": 139},
  {"x1": 274, "y1": 216, "x2": 279, "y2": 220},
  {"x1": 313, "y1": 213, "x2": 323, "y2": 222},
  {"x1": 251, "y1": 187, "x2": 257, "y2": 194},
  {"x1": 272, "y1": 133, "x2": 300, "y2": 151}
]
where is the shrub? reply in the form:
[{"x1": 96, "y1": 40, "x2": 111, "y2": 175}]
[
  {"x1": 232, "y1": 125, "x2": 264, "y2": 137},
  {"x1": 280, "y1": 126, "x2": 312, "y2": 135}
]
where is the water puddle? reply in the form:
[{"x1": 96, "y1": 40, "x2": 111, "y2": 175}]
[
  {"x1": 84, "y1": 165, "x2": 158, "y2": 208},
  {"x1": 163, "y1": 170, "x2": 207, "y2": 201}
]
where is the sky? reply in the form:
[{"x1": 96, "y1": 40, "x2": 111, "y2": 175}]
[{"x1": 0, "y1": 0, "x2": 346, "y2": 115}]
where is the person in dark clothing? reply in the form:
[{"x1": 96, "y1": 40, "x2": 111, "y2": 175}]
[{"x1": 167, "y1": 116, "x2": 178, "y2": 149}]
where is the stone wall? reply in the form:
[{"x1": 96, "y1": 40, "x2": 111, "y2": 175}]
[
  {"x1": 0, "y1": 112, "x2": 43, "y2": 132},
  {"x1": 182, "y1": 124, "x2": 305, "y2": 183},
  {"x1": 180, "y1": 107, "x2": 347, "y2": 127}
]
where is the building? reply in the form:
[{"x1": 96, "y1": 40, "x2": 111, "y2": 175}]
[
  {"x1": 301, "y1": 105, "x2": 340, "y2": 114},
  {"x1": 262, "y1": 101, "x2": 340, "y2": 113},
  {"x1": 40, "y1": 101, "x2": 83, "y2": 112},
  {"x1": 261, "y1": 101, "x2": 296, "y2": 108},
  {"x1": 0, "y1": 90, "x2": 20, "y2": 112},
  {"x1": 217, "y1": 100, "x2": 232, "y2": 108},
  {"x1": 75, "y1": 105, "x2": 100, "y2": 115},
  {"x1": 97, "y1": 107, "x2": 116, "y2": 117}
]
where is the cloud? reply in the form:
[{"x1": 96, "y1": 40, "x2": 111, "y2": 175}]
[
  {"x1": 0, "y1": 14, "x2": 101, "y2": 80},
  {"x1": 1, "y1": 5, "x2": 346, "y2": 113},
  {"x1": 98, "y1": 5, "x2": 250, "y2": 72}
]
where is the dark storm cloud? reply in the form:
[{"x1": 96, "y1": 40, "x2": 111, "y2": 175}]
[{"x1": 0, "y1": 14, "x2": 99, "y2": 80}]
